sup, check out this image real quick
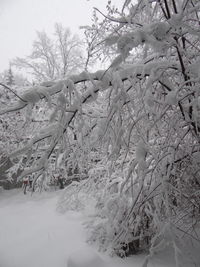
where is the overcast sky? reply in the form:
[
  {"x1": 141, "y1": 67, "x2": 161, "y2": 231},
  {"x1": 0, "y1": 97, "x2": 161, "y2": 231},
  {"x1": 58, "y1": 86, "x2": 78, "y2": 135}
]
[{"x1": 0, "y1": 0, "x2": 123, "y2": 73}]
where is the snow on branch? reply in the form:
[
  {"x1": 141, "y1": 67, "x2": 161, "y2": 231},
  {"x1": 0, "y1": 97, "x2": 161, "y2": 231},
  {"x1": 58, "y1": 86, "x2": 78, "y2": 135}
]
[
  {"x1": 0, "y1": 59, "x2": 179, "y2": 116},
  {"x1": 9, "y1": 123, "x2": 58, "y2": 159}
]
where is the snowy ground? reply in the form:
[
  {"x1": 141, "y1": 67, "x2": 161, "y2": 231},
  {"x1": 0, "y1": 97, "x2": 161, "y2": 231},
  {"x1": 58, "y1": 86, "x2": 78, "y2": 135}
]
[{"x1": 0, "y1": 189, "x2": 198, "y2": 267}]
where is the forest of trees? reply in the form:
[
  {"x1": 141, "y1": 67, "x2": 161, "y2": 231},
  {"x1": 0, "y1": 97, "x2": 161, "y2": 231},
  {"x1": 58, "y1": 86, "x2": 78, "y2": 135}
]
[{"x1": 0, "y1": 0, "x2": 200, "y2": 265}]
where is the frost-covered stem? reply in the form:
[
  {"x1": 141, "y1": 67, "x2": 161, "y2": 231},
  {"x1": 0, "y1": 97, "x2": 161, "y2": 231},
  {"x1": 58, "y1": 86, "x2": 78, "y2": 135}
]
[
  {"x1": 190, "y1": 0, "x2": 200, "y2": 25},
  {"x1": 173, "y1": 223, "x2": 200, "y2": 243},
  {"x1": 163, "y1": 0, "x2": 171, "y2": 19},
  {"x1": 94, "y1": 7, "x2": 142, "y2": 27},
  {"x1": 171, "y1": 0, "x2": 178, "y2": 14},
  {"x1": 163, "y1": 156, "x2": 175, "y2": 218},
  {"x1": 0, "y1": 83, "x2": 28, "y2": 103},
  {"x1": 17, "y1": 163, "x2": 45, "y2": 181},
  {"x1": 31, "y1": 171, "x2": 43, "y2": 192},
  {"x1": 10, "y1": 130, "x2": 53, "y2": 158},
  {"x1": 170, "y1": 3, "x2": 199, "y2": 135},
  {"x1": 0, "y1": 102, "x2": 27, "y2": 115},
  {"x1": 158, "y1": 0, "x2": 168, "y2": 19},
  {"x1": 183, "y1": 0, "x2": 190, "y2": 11}
]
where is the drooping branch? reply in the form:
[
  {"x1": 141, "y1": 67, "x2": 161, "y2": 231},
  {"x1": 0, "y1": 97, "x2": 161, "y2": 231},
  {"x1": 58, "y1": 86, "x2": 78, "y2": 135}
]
[{"x1": 0, "y1": 59, "x2": 179, "y2": 116}]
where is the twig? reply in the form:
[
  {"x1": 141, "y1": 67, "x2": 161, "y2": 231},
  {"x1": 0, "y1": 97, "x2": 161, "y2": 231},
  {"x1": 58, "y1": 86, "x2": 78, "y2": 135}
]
[{"x1": 0, "y1": 83, "x2": 27, "y2": 103}]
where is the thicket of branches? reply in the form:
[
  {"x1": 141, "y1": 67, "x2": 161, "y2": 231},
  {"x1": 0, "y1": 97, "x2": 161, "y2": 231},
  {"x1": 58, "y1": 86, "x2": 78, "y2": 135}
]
[{"x1": 1, "y1": 0, "x2": 200, "y2": 265}]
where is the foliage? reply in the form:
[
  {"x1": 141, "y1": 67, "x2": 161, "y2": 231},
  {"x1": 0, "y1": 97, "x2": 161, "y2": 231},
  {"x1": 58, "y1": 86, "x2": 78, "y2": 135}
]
[{"x1": 1, "y1": 0, "x2": 200, "y2": 265}]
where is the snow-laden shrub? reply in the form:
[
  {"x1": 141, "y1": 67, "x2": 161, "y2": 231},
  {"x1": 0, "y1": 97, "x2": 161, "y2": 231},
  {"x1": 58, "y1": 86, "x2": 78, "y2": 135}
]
[
  {"x1": 84, "y1": 159, "x2": 200, "y2": 258},
  {"x1": 86, "y1": 191, "x2": 158, "y2": 257},
  {"x1": 80, "y1": 156, "x2": 155, "y2": 257}
]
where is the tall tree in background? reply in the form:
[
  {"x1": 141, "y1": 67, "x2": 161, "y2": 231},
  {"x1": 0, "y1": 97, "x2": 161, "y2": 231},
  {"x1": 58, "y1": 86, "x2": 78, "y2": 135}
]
[
  {"x1": 5, "y1": 65, "x2": 14, "y2": 86},
  {"x1": 0, "y1": 0, "x2": 200, "y2": 265},
  {"x1": 13, "y1": 23, "x2": 84, "y2": 83}
]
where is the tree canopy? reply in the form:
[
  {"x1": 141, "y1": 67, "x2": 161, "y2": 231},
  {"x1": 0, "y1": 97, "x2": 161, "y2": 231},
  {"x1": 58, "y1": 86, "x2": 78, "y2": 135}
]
[{"x1": 12, "y1": 23, "x2": 84, "y2": 83}]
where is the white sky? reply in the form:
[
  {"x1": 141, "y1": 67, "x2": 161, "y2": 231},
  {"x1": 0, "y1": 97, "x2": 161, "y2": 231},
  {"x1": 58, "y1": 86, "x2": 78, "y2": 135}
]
[{"x1": 0, "y1": 0, "x2": 123, "y2": 73}]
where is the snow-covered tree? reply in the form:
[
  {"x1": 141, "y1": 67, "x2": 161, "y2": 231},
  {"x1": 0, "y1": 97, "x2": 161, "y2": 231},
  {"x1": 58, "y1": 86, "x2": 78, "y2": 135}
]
[
  {"x1": 12, "y1": 24, "x2": 85, "y2": 83},
  {"x1": 1, "y1": 0, "x2": 200, "y2": 264},
  {"x1": 5, "y1": 66, "x2": 15, "y2": 86}
]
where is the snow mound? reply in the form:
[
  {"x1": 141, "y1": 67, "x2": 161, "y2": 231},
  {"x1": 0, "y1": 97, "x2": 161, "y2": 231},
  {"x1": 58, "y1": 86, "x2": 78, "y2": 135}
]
[{"x1": 67, "y1": 247, "x2": 106, "y2": 267}]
